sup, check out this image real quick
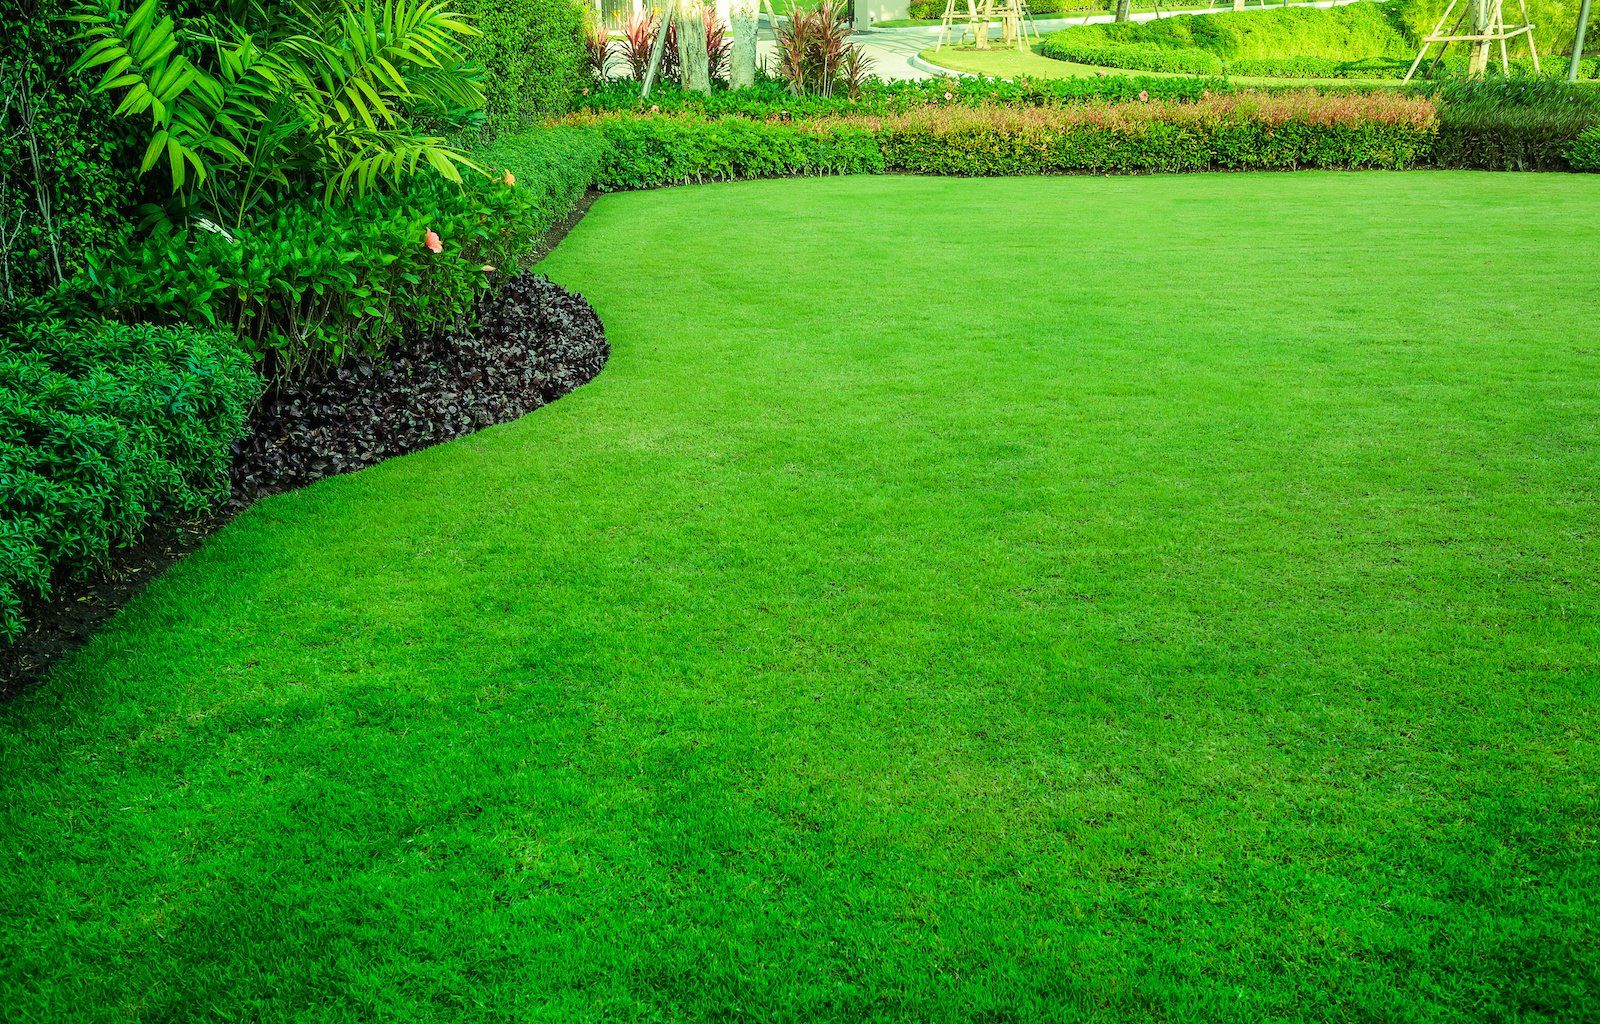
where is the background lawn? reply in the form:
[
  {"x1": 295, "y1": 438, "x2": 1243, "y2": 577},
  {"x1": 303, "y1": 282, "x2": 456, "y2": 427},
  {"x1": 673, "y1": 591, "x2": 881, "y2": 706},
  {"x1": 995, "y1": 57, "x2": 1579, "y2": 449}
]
[
  {"x1": 3, "y1": 173, "x2": 1598, "y2": 1022},
  {"x1": 919, "y1": 41, "x2": 1397, "y2": 85}
]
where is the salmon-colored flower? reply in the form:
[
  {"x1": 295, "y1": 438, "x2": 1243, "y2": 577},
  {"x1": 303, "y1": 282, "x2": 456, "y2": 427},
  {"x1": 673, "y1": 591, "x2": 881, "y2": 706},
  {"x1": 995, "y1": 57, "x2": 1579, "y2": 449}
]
[
  {"x1": 650, "y1": 104, "x2": 660, "y2": 113},
  {"x1": 423, "y1": 229, "x2": 442, "y2": 253},
  {"x1": 1139, "y1": 90, "x2": 1149, "y2": 101},
  {"x1": 502, "y1": 169, "x2": 516, "y2": 186},
  {"x1": 943, "y1": 90, "x2": 953, "y2": 100}
]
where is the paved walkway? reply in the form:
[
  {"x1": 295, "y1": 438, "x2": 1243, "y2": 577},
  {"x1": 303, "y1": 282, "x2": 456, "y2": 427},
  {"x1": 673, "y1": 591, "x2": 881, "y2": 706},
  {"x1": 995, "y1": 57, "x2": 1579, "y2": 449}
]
[{"x1": 772, "y1": 0, "x2": 1361, "y2": 80}]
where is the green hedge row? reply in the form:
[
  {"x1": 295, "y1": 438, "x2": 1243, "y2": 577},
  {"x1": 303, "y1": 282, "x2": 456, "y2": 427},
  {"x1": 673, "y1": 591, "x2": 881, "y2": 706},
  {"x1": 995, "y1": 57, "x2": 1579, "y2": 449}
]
[
  {"x1": 0, "y1": 319, "x2": 260, "y2": 642},
  {"x1": 518, "y1": 91, "x2": 1438, "y2": 190}
]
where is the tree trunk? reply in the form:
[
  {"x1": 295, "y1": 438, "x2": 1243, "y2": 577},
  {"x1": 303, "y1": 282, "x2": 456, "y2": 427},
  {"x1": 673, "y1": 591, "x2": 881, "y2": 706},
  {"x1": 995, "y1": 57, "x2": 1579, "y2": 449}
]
[
  {"x1": 677, "y1": 0, "x2": 712, "y2": 91},
  {"x1": 1114, "y1": 0, "x2": 1130, "y2": 21},
  {"x1": 730, "y1": 0, "x2": 758, "y2": 87},
  {"x1": 1468, "y1": 0, "x2": 1492, "y2": 74},
  {"x1": 1231, "y1": 0, "x2": 1245, "y2": 10}
]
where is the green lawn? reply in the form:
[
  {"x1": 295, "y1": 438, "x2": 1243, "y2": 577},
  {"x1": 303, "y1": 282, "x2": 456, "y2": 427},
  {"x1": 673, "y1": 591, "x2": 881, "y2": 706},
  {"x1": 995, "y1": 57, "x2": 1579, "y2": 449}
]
[
  {"x1": 920, "y1": 41, "x2": 1397, "y2": 85},
  {"x1": 4, "y1": 173, "x2": 1600, "y2": 1022}
]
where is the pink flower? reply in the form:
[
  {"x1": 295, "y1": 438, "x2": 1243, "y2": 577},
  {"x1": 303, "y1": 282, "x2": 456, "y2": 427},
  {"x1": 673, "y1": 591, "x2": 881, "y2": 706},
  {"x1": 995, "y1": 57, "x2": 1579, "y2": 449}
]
[
  {"x1": 423, "y1": 229, "x2": 442, "y2": 253},
  {"x1": 502, "y1": 169, "x2": 516, "y2": 186},
  {"x1": 582, "y1": 87, "x2": 590, "y2": 95},
  {"x1": 650, "y1": 104, "x2": 660, "y2": 113},
  {"x1": 943, "y1": 90, "x2": 953, "y2": 100},
  {"x1": 1138, "y1": 90, "x2": 1149, "y2": 102},
  {"x1": 1097, "y1": 70, "x2": 1107, "y2": 77}
]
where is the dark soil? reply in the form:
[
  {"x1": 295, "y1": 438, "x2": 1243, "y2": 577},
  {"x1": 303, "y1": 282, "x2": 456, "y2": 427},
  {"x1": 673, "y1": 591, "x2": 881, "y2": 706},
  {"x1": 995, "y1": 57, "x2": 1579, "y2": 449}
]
[{"x1": 2, "y1": 268, "x2": 608, "y2": 699}]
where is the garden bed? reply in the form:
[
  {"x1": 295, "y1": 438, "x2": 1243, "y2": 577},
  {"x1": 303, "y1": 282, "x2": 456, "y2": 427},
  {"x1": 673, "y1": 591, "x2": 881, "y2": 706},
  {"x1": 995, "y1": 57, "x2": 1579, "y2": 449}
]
[{"x1": 2, "y1": 271, "x2": 608, "y2": 697}]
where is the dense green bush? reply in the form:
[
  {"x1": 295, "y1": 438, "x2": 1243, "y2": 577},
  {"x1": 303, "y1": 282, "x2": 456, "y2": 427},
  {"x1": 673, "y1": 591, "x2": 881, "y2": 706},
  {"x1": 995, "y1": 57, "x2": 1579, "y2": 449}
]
[
  {"x1": 473, "y1": 123, "x2": 608, "y2": 218},
  {"x1": 1568, "y1": 125, "x2": 1600, "y2": 169},
  {"x1": 0, "y1": 318, "x2": 259, "y2": 641},
  {"x1": 0, "y1": 0, "x2": 142, "y2": 305},
  {"x1": 459, "y1": 0, "x2": 591, "y2": 132},
  {"x1": 57, "y1": 177, "x2": 544, "y2": 380},
  {"x1": 1417, "y1": 76, "x2": 1600, "y2": 168}
]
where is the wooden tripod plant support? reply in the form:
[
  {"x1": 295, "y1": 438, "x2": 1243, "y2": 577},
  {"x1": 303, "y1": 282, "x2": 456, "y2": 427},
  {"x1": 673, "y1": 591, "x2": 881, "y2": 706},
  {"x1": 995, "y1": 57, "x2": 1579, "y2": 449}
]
[
  {"x1": 936, "y1": 0, "x2": 1035, "y2": 52},
  {"x1": 1403, "y1": 0, "x2": 1540, "y2": 81}
]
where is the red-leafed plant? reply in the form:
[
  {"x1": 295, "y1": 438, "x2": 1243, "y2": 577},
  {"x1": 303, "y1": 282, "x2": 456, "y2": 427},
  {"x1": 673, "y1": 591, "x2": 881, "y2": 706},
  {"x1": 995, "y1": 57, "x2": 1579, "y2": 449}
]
[
  {"x1": 772, "y1": 1, "x2": 872, "y2": 97},
  {"x1": 585, "y1": 18, "x2": 613, "y2": 79},
  {"x1": 703, "y1": 7, "x2": 731, "y2": 81},
  {"x1": 621, "y1": 11, "x2": 677, "y2": 82}
]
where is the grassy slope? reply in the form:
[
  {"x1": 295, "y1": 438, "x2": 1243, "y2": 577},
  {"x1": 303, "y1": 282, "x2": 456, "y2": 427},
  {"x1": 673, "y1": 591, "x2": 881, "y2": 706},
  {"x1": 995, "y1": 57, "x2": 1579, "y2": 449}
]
[
  {"x1": 920, "y1": 41, "x2": 1396, "y2": 84},
  {"x1": 3, "y1": 173, "x2": 1599, "y2": 1022}
]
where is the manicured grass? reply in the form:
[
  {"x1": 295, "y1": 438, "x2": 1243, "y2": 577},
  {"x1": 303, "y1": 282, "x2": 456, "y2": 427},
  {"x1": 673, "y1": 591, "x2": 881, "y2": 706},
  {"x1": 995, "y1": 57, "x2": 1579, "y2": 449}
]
[
  {"x1": 4, "y1": 173, "x2": 1600, "y2": 1021},
  {"x1": 921, "y1": 40, "x2": 1395, "y2": 85}
]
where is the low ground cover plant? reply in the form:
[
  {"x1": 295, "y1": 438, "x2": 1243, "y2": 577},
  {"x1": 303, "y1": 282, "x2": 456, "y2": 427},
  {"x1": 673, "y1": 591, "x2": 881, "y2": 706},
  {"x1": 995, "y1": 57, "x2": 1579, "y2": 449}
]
[
  {"x1": 233, "y1": 272, "x2": 606, "y2": 497},
  {"x1": 0, "y1": 318, "x2": 259, "y2": 640}
]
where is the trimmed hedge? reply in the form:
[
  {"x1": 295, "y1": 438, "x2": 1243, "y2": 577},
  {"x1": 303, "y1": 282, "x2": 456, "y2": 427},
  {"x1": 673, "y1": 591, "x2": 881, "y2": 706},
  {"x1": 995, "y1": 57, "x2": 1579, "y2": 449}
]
[
  {"x1": 590, "y1": 115, "x2": 885, "y2": 188},
  {"x1": 1043, "y1": 40, "x2": 1226, "y2": 75},
  {"x1": 0, "y1": 319, "x2": 259, "y2": 641},
  {"x1": 866, "y1": 92, "x2": 1438, "y2": 173},
  {"x1": 532, "y1": 91, "x2": 1438, "y2": 189}
]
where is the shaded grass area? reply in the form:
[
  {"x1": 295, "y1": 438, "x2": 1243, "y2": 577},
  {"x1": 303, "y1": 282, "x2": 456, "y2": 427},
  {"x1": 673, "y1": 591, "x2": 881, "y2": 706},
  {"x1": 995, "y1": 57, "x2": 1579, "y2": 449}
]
[
  {"x1": 3, "y1": 173, "x2": 1599, "y2": 1022},
  {"x1": 921, "y1": 40, "x2": 1396, "y2": 84}
]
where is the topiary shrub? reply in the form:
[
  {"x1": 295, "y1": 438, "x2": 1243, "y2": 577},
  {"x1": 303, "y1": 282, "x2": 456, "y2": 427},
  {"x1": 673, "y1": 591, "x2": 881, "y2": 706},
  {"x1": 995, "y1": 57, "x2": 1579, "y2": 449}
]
[
  {"x1": 460, "y1": 0, "x2": 591, "y2": 133},
  {"x1": 0, "y1": 318, "x2": 260, "y2": 642}
]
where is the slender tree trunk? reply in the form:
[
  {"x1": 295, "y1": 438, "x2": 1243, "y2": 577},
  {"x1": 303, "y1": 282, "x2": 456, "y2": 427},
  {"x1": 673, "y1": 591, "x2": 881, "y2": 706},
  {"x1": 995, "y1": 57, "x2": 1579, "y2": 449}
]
[
  {"x1": 1571, "y1": 0, "x2": 1594, "y2": 81},
  {"x1": 1115, "y1": 0, "x2": 1130, "y2": 21},
  {"x1": 730, "y1": 0, "x2": 758, "y2": 87},
  {"x1": 1231, "y1": 0, "x2": 1245, "y2": 10},
  {"x1": 1468, "y1": 0, "x2": 1492, "y2": 74},
  {"x1": 677, "y1": 0, "x2": 713, "y2": 91}
]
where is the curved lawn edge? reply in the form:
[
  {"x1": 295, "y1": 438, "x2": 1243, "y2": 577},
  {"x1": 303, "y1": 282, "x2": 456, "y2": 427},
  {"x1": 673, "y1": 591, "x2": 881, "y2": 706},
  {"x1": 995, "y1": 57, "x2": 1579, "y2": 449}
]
[
  {"x1": 2, "y1": 271, "x2": 611, "y2": 699},
  {"x1": 4, "y1": 173, "x2": 1598, "y2": 1022}
]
